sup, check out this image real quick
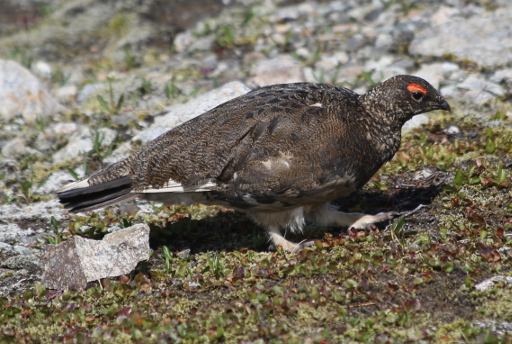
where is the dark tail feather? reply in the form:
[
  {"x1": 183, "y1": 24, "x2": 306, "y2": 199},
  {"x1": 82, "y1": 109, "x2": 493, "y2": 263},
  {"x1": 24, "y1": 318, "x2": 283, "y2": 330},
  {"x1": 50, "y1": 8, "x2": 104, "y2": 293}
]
[{"x1": 57, "y1": 176, "x2": 138, "y2": 213}]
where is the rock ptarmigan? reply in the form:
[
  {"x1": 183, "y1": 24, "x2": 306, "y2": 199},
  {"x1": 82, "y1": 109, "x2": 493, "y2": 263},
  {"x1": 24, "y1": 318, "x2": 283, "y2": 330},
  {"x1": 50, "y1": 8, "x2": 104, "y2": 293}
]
[{"x1": 58, "y1": 75, "x2": 450, "y2": 252}]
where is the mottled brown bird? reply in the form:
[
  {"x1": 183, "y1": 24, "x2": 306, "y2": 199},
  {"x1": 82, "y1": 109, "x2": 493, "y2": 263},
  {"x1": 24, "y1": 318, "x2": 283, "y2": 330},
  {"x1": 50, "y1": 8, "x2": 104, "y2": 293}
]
[{"x1": 58, "y1": 75, "x2": 450, "y2": 252}]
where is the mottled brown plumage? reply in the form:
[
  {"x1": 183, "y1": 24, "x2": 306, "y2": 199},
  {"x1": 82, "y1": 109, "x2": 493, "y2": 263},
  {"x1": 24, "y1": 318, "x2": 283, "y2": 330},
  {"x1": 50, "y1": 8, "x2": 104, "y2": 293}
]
[{"x1": 58, "y1": 75, "x2": 450, "y2": 252}]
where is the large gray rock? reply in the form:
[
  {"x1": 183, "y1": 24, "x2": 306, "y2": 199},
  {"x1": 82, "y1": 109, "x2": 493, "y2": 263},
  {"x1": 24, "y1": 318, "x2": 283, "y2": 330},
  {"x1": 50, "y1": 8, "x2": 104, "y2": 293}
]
[
  {"x1": 0, "y1": 59, "x2": 65, "y2": 123},
  {"x1": 410, "y1": 6, "x2": 512, "y2": 67},
  {"x1": 154, "y1": 81, "x2": 251, "y2": 129},
  {"x1": 42, "y1": 224, "x2": 150, "y2": 290}
]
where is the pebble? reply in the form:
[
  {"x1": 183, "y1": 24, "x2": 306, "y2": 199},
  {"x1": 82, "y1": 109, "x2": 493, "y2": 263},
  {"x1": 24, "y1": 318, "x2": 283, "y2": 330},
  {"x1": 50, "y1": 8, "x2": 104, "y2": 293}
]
[
  {"x1": 458, "y1": 76, "x2": 505, "y2": 104},
  {"x1": 402, "y1": 114, "x2": 429, "y2": 132},
  {"x1": 1, "y1": 138, "x2": 41, "y2": 158},
  {"x1": 491, "y1": 69, "x2": 512, "y2": 83},
  {"x1": 475, "y1": 276, "x2": 512, "y2": 291},
  {"x1": 0, "y1": 59, "x2": 65, "y2": 123},
  {"x1": 249, "y1": 55, "x2": 305, "y2": 86}
]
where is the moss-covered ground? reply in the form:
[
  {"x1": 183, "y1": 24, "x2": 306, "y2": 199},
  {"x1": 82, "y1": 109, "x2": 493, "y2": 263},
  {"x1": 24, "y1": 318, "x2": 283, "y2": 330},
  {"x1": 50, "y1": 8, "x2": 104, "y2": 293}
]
[{"x1": 1, "y1": 111, "x2": 511, "y2": 343}]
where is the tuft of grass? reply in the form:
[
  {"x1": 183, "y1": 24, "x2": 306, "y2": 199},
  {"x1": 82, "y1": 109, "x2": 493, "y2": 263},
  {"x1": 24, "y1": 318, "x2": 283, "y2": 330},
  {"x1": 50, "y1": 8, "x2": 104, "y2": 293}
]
[
  {"x1": 97, "y1": 77, "x2": 125, "y2": 115},
  {"x1": 137, "y1": 77, "x2": 153, "y2": 97},
  {"x1": 41, "y1": 216, "x2": 66, "y2": 245},
  {"x1": 164, "y1": 77, "x2": 181, "y2": 99},
  {"x1": 8, "y1": 46, "x2": 33, "y2": 68}
]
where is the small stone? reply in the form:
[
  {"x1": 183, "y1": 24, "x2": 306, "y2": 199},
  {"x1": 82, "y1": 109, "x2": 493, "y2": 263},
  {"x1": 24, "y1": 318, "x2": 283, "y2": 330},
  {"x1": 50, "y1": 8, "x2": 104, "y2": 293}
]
[
  {"x1": 0, "y1": 199, "x2": 68, "y2": 224},
  {"x1": 458, "y1": 76, "x2": 503, "y2": 96},
  {"x1": 13, "y1": 245, "x2": 36, "y2": 256},
  {"x1": 177, "y1": 249, "x2": 191, "y2": 259},
  {"x1": 375, "y1": 33, "x2": 393, "y2": 50},
  {"x1": 52, "y1": 122, "x2": 79, "y2": 136},
  {"x1": 491, "y1": 68, "x2": 512, "y2": 83},
  {"x1": 475, "y1": 276, "x2": 512, "y2": 291},
  {"x1": 317, "y1": 52, "x2": 349, "y2": 70},
  {"x1": 188, "y1": 35, "x2": 215, "y2": 52},
  {"x1": 242, "y1": 51, "x2": 266, "y2": 68},
  {"x1": 441, "y1": 62, "x2": 459, "y2": 74},
  {"x1": 173, "y1": 31, "x2": 194, "y2": 53},
  {"x1": 249, "y1": 55, "x2": 304, "y2": 86},
  {"x1": 77, "y1": 83, "x2": 105, "y2": 103},
  {"x1": 345, "y1": 33, "x2": 369, "y2": 52},
  {"x1": 413, "y1": 169, "x2": 433, "y2": 180},
  {"x1": 372, "y1": 66, "x2": 408, "y2": 84},
  {"x1": 188, "y1": 281, "x2": 201, "y2": 289},
  {"x1": 42, "y1": 224, "x2": 150, "y2": 290},
  {"x1": 32, "y1": 61, "x2": 52, "y2": 79},
  {"x1": 402, "y1": 114, "x2": 429, "y2": 132},
  {"x1": 278, "y1": 6, "x2": 300, "y2": 21},
  {"x1": 440, "y1": 85, "x2": 460, "y2": 99},
  {"x1": 1, "y1": 254, "x2": 42, "y2": 270},
  {"x1": 0, "y1": 59, "x2": 65, "y2": 123},
  {"x1": 55, "y1": 85, "x2": 78, "y2": 100},
  {"x1": 443, "y1": 125, "x2": 461, "y2": 136},
  {"x1": 414, "y1": 63, "x2": 444, "y2": 88},
  {"x1": 1, "y1": 138, "x2": 40, "y2": 158},
  {"x1": 457, "y1": 76, "x2": 504, "y2": 104}
]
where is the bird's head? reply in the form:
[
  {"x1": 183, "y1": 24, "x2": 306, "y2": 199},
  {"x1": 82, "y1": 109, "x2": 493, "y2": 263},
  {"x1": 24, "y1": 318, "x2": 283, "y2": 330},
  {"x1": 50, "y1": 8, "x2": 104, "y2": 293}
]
[{"x1": 362, "y1": 75, "x2": 451, "y2": 124}]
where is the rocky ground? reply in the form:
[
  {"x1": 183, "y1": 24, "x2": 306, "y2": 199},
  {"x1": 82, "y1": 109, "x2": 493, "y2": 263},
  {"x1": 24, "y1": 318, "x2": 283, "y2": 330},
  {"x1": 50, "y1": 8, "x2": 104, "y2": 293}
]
[{"x1": 0, "y1": 0, "x2": 511, "y2": 342}]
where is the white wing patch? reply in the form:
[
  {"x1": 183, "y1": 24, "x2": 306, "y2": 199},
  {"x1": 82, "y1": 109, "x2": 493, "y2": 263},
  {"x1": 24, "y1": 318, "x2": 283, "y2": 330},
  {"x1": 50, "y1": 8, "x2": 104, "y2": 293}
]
[
  {"x1": 58, "y1": 178, "x2": 90, "y2": 192},
  {"x1": 261, "y1": 151, "x2": 293, "y2": 171},
  {"x1": 310, "y1": 102, "x2": 323, "y2": 107},
  {"x1": 141, "y1": 178, "x2": 217, "y2": 194}
]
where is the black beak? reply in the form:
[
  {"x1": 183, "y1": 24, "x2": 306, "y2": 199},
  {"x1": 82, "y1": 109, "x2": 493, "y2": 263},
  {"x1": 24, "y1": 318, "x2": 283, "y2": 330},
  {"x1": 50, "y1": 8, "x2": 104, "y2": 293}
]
[{"x1": 435, "y1": 100, "x2": 451, "y2": 112}]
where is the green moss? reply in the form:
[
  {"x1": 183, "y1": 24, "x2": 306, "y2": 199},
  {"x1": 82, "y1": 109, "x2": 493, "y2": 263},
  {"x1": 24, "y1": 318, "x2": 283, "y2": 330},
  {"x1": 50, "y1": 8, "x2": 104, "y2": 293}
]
[{"x1": 108, "y1": 14, "x2": 133, "y2": 38}]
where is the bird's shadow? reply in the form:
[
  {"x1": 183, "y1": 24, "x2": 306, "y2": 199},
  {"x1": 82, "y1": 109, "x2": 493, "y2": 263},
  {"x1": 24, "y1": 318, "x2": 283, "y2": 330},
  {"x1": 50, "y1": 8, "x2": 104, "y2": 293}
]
[{"x1": 148, "y1": 183, "x2": 444, "y2": 255}]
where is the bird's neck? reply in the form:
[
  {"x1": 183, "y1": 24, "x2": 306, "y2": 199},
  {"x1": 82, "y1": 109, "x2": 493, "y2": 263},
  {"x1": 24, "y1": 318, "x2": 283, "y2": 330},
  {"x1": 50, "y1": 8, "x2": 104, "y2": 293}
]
[{"x1": 359, "y1": 90, "x2": 413, "y2": 129}]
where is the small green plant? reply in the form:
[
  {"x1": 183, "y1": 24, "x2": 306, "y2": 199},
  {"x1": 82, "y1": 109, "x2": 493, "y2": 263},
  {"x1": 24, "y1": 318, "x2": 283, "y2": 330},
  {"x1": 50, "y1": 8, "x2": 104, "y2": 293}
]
[
  {"x1": 36, "y1": 173, "x2": 52, "y2": 190},
  {"x1": 137, "y1": 78, "x2": 153, "y2": 97},
  {"x1": 165, "y1": 77, "x2": 181, "y2": 99},
  {"x1": 19, "y1": 179, "x2": 33, "y2": 203},
  {"x1": 34, "y1": 114, "x2": 48, "y2": 132},
  {"x1": 310, "y1": 63, "x2": 343, "y2": 84},
  {"x1": 162, "y1": 246, "x2": 173, "y2": 274},
  {"x1": 90, "y1": 129, "x2": 116, "y2": 161},
  {"x1": 39, "y1": 3, "x2": 54, "y2": 18},
  {"x1": 390, "y1": 215, "x2": 406, "y2": 240},
  {"x1": 42, "y1": 216, "x2": 66, "y2": 245},
  {"x1": 215, "y1": 25, "x2": 236, "y2": 48},
  {"x1": 242, "y1": 5, "x2": 256, "y2": 24},
  {"x1": 252, "y1": 226, "x2": 268, "y2": 249},
  {"x1": 66, "y1": 167, "x2": 80, "y2": 181},
  {"x1": 203, "y1": 252, "x2": 226, "y2": 278},
  {"x1": 291, "y1": 46, "x2": 321, "y2": 66},
  {"x1": 9, "y1": 46, "x2": 33, "y2": 68},
  {"x1": 123, "y1": 46, "x2": 139, "y2": 70},
  {"x1": 453, "y1": 159, "x2": 510, "y2": 188},
  {"x1": 50, "y1": 67, "x2": 71, "y2": 87},
  {"x1": 360, "y1": 71, "x2": 378, "y2": 87},
  {"x1": 97, "y1": 78, "x2": 124, "y2": 115},
  {"x1": 490, "y1": 108, "x2": 508, "y2": 121}
]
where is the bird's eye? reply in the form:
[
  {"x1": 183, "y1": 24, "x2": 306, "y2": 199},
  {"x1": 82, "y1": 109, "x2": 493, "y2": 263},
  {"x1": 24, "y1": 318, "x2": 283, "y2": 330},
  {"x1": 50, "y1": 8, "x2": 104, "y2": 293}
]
[{"x1": 412, "y1": 91, "x2": 424, "y2": 101}]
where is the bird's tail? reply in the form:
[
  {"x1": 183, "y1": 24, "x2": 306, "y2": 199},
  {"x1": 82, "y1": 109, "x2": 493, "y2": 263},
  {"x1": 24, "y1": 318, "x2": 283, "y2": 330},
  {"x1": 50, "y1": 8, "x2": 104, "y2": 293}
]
[{"x1": 57, "y1": 175, "x2": 137, "y2": 213}]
